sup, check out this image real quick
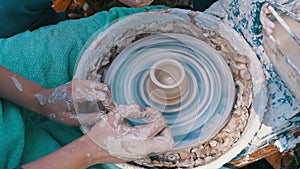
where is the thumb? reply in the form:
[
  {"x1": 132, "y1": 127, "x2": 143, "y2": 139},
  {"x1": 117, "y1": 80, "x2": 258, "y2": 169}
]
[
  {"x1": 147, "y1": 127, "x2": 174, "y2": 154},
  {"x1": 78, "y1": 112, "x2": 106, "y2": 126}
]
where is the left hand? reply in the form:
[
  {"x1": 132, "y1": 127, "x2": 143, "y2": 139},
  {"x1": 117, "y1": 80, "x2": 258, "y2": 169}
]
[{"x1": 35, "y1": 79, "x2": 115, "y2": 125}]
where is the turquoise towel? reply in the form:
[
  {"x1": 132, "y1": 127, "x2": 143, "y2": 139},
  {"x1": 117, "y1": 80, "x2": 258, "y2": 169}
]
[{"x1": 0, "y1": 6, "x2": 165, "y2": 169}]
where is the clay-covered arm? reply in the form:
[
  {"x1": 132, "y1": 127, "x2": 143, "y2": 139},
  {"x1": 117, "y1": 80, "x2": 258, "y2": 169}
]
[
  {"x1": 22, "y1": 134, "x2": 125, "y2": 169},
  {"x1": 0, "y1": 65, "x2": 115, "y2": 125},
  {"x1": 21, "y1": 104, "x2": 174, "y2": 169},
  {"x1": 0, "y1": 66, "x2": 44, "y2": 113}
]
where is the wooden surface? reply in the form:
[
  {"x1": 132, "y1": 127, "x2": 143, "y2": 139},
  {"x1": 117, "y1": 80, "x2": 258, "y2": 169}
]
[
  {"x1": 53, "y1": 0, "x2": 72, "y2": 12},
  {"x1": 228, "y1": 145, "x2": 280, "y2": 168}
]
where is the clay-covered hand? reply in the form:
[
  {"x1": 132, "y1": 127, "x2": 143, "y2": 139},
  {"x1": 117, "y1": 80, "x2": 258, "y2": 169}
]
[
  {"x1": 118, "y1": 0, "x2": 154, "y2": 8},
  {"x1": 87, "y1": 103, "x2": 174, "y2": 161},
  {"x1": 35, "y1": 79, "x2": 115, "y2": 125}
]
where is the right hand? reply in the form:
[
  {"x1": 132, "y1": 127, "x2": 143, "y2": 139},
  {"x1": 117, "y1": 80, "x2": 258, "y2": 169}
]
[{"x1": 87, "y1": 103, "x2": 174, "y2": 161}]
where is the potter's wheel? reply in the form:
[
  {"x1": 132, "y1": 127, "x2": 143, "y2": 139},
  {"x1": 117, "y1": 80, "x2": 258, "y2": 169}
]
[
  {"x1": 74, "y1": 10, "x2": 266, "y2": 168},
  {"x1": 103, "y1": 33, "x2": 235, "y2": 148}
]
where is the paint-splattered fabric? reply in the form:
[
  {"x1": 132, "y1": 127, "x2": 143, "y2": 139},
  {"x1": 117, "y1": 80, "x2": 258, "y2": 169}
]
[{"x1": 0, "y1": 6, "x2": 165, "y2": 169}]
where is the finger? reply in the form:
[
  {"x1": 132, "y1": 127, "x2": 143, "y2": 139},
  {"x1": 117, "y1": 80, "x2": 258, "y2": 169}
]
[
  {"x1": 94, "y1": 81, "x2": 109, "y2": 91},
  {"x1": 105, "y1": 104, "x2": 145, "y2": 127},
  {"x1": 107, "y1": 109, "x2": 126, "y2": 127},
  {"x1": 146, "y1": 127, "x2": 174, "y2": 154},
  {"x1": 116, "y1": 104, "x2": 163, "y2": 120},
  {"x1": 143, "y1": 107, "x2": 164, "y2": 121},
  {"x1": 94, "y1": 82, "x2": 116, "y2": 111},
  {"x1": 72, "y1": 79, "x2": 115, "y2": 111},
  {"x1": 115, "y1": 105, "x2": 167, "y2": 138},
  {"x1": 115, "y1": 104, "x2": 145, "y2": 119},
  {"x1": 78, "y1": 112, "x2": 107, "y2": 126},
  {"x1": 159, "y1": 126, "x2": 174, "y2": 140},
  {"x1": 132, "y1": 116, "x2": 167, "y2": 138}
]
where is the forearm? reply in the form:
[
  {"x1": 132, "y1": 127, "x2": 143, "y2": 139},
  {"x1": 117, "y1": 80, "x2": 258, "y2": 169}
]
[
  {"x1": 0, "y1": 66, "x2": 44, "y2": 113},
  {"x1": 22, "y1": 135, "x2": 124, "y2": 169}
]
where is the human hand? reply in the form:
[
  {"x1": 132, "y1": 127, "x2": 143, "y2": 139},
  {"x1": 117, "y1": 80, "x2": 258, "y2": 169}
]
[
  {"x1": 35, "y1": 79, "x2": 115, "y2": 125},
  {"x1": 87, "y1": 103, "x2": 174, "y2": 161},
  {"x1": 118, "y1": 0, "x2": 154, "y2": 8}
]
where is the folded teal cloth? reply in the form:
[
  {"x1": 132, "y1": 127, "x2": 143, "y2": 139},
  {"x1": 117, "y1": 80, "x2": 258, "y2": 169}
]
[{"x1": 0, "y1": 6, "x2": 165, "y2": 169}]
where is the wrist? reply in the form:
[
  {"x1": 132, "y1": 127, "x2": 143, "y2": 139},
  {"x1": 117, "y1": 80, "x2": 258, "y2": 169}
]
[
  {"x1": 81, "y1": 134, "x2": 126, "y2": 165},
  {"x1": 22, "y1": 82, "x2": 46, "y2": 114},
  {"x1": 22, "y1": 134, "x2": 113, "y2": 169},
  {"x1": 75, "y1": 135, "x2": 102, "y2": 167},
  {"x1": 32, "y1": 87, "x2": 51, "y2": 115}
]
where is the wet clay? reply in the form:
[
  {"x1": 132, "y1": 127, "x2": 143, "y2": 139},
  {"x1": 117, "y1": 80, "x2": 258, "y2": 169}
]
[{"x1": 11, "y1": 75, "x2": 23, "y2": 92}]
